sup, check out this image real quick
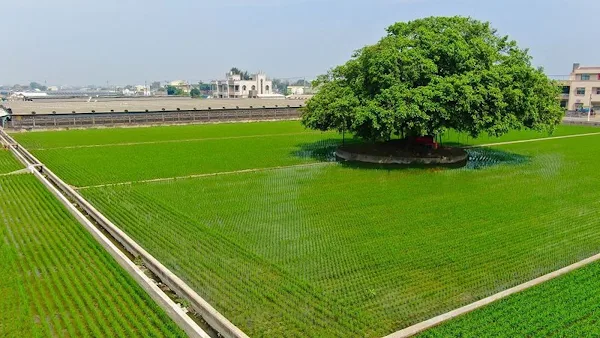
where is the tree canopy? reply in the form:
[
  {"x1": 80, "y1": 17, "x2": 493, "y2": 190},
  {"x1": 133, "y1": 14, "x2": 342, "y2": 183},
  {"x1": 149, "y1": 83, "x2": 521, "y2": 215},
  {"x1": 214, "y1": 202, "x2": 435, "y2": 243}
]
[
  {"x1": 302, "y1": 16, "x2": 564, "y2": 142},
  {"x1": 190, "y1": 88, "x2": 201, "y2": 98},
  {"x1": 166, "y1": 85, "x2": 184, "y2": 96},
  {"x1": 230, "y1": 67, "x2": 251, "y2": 80},
  {"x1": 198, "y1": 82, "x2": 211, "y2": 91},
  {"x1": 29, "y1": 82, "x2": 47, "y2": 91}
]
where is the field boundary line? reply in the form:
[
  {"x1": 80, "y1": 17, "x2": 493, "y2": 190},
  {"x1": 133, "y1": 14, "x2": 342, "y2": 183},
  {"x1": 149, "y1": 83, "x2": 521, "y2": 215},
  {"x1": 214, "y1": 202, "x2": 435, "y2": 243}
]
[
  {"x1": 30, "y1": 130, "x2": 600, "y2": 151},
  {"x1": 76, "y1": 161, "x2": 335, "y2": 190},
  {"x1": 29, "y1": 131, "x2": 323, "y2": 150},
  {"x1": 385, "y1": 252, "x2": 600, "y2": 337},
  {"x1": 0, "y1": 129, "x2": 249, "y2": 338},
  {"x1": 463, "y1": 131, "x2": 600, "y2": 148},
  {"x1": 0, "y1": 165, "x2": 41, "y2": 176}
]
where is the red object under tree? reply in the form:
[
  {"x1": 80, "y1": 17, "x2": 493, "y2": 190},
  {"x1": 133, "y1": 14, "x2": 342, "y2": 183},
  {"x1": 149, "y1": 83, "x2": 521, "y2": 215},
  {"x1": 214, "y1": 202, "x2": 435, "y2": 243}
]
[{"x1": 414, "y1": 136, "x2": 439, "y2": 149}]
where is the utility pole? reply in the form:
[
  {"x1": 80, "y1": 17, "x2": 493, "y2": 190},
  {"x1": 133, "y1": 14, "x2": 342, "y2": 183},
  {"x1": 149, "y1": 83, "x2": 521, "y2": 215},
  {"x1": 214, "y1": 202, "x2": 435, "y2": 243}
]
[{"x1": 588, "y1": 91, "x2": 593, "y2": 122}]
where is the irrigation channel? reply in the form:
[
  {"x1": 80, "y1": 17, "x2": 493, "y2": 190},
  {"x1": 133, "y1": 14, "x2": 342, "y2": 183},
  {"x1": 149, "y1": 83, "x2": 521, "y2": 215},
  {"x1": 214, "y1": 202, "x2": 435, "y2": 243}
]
[{"x1": 0, "y1": 128, "x2": 248, "y2": 338}]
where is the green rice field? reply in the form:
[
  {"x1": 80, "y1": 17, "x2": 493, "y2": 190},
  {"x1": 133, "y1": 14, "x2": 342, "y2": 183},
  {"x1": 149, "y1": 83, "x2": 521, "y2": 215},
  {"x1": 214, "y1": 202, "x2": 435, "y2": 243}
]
[
  {"x1": 0, "y1": 148, "x2": 23, "y2": 174},
  {"x1": 421, "y1": 260, "x2": 600, "y2": 337},
  {"x1": 12, "y1": 121, "x2": 600, "y2": 337},
  {"x1": 14, "y1": 122, "x2": 600, "y2": 187},
  {"x1": 0, "y1": 171, "x2": 185, "y2": 336}
]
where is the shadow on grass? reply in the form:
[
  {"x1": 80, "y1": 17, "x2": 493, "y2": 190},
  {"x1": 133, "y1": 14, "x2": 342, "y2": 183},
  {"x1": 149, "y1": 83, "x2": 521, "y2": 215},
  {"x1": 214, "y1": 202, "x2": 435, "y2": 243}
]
[
  {"x1": 292, "y1": 139, "x2": 530, "y2": 171},
  {"x1": 291, "y1": 138, "x2": 359, "y2": 162},
  {"x1": 464, "y1": 147, "x2": 530, "y2": 170}
]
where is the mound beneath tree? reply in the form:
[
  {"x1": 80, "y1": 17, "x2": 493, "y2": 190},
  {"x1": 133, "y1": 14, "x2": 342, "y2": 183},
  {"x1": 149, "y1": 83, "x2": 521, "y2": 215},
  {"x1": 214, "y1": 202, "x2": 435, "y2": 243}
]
[{"x1": 335, "y1": 139, "x2": 468, "y2": 165}]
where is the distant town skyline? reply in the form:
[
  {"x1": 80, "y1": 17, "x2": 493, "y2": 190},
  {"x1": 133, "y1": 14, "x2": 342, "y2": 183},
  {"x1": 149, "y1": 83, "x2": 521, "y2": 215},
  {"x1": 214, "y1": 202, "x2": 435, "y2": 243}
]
[{"x1": 2, "y1": 0, "x2": 599, "y2": 85}]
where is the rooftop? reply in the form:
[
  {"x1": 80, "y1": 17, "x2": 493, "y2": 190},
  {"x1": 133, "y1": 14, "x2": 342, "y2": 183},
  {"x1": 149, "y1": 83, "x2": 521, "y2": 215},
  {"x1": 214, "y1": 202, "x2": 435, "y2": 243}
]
[{"x1": 3, "y1": 97, "x2": 307, "y2": 115}]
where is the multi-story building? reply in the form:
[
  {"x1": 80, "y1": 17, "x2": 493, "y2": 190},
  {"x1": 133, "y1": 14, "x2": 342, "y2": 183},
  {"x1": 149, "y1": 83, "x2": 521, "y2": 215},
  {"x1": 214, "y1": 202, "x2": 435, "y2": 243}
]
[
  {"x1": 564, "y1": 63, "x2": 600, "y2": 112},
  {"x1": 211, "y1": 72, "x2": 273, "y2": 99}
]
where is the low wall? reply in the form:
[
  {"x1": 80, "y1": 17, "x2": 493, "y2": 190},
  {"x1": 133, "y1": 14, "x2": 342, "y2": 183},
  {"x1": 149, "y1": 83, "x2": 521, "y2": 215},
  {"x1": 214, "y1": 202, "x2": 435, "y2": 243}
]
[
  {"x1": 562, "y1": 118, "x2": 600, "y2": 127},
  {"x1": 7, "y1": 106, "x2": 301, "y2": 130},
  {"x1": 335, "y1": 148, "x2": 468, "y2": 165}
]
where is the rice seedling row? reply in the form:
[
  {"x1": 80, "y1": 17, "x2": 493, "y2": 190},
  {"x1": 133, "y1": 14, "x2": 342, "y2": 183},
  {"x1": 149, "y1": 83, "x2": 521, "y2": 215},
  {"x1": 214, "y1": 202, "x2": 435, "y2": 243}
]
[
  {"x1": 24, "y1": 133, "x2": 342, "y2": 187},
  {"x1": 420, "y1": 260, "x2": 600, "y2": 336},
  {"x1": 0, "y1": 148, "x2": 23, "y2": 174},
  {"x1": 0, "y1": 174, "x2": 186, "y2": 337},
  {"x1": 13, "y1": 120, "x2": 311, "y2": 149}
]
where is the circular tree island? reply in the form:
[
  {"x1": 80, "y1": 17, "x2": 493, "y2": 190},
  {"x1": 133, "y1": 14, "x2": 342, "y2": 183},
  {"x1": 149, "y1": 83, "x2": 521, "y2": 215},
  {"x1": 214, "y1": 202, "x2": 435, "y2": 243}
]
[
  {"x1": 336, "y1": 138, "x2": 468, "y2": 165},
  {"x1": 302, "y1": 16, "x2": 563, "y2": 165}
]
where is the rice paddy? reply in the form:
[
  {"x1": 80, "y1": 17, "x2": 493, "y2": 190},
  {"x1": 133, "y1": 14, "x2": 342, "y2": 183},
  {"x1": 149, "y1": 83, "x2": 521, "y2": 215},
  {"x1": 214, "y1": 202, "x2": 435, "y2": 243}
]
[{"x1": 11, "y1": 121, "x2": 600, "y2": 337}]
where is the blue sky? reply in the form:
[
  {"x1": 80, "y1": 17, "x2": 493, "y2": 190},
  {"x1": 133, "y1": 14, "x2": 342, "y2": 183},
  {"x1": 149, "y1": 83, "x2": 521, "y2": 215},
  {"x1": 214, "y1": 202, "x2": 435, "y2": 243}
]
[{"x1": 2, "y1": 0, "x2": 598, "y2": 85}]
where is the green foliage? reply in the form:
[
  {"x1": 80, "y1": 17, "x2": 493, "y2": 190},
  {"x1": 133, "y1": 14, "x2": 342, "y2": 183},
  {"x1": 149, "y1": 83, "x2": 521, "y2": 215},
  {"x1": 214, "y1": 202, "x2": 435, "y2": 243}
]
[
  {"x1": 0, "y1": 174, "x2": 186, "y2": 337},
  {"x1": 166, "y1": 85, "x2": 184, "y2": 96},
  {"x1": 198, "y1": 82, "x2": 211, "y2": 91},
  {"x1": 190, "y1": 88, "x2": 201, "y2": 98},
  {"x1": 303, "y1": 16, "x2": 564, "y2": 142}
]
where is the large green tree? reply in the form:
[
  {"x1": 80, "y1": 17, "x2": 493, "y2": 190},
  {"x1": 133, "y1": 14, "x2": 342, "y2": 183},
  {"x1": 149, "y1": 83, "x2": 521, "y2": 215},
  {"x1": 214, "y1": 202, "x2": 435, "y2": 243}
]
[
  {"x1": 166, "y1": 85, "x2": 184, "y2": 96},
  {"x1": 302, "y1": 17, "x2": 564, "y2": 142},
  {"x1": 190, "y1": 88, "x2": 201, "y2": 98}
]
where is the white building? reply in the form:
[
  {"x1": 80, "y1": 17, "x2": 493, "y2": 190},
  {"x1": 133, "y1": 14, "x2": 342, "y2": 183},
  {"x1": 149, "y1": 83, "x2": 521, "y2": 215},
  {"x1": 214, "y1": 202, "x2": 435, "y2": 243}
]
[
  {"x1": 211, "y1": 72, "x2": 278, "y2": 99},
  {"x1": 287, "y1": 85, "x2": 306, "y2": 95},
  {"x1": 563, "y1": 63, "x2": 600, "y2": 112},
  {"x1": 9, "y1": 92, "x2": 49, "y2": 100},
  {"x1": 135, "y1": 85, "x2": 150, "y2": 96}
]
